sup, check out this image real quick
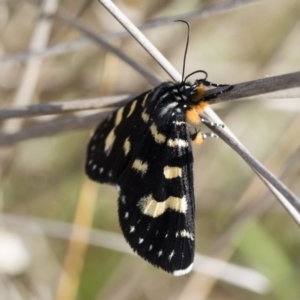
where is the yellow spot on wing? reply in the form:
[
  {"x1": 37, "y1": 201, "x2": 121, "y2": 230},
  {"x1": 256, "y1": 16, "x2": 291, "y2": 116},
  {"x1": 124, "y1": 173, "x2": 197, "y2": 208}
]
[
  {"x1": 142, "y1": 92, "x2": 150, "y2": 107},
  {"x1": 132, "y1": 159, "x2": 148, "y2": 175},
  {"x1": 142, "y1": 110, "x2": 150, "y2": 122},
  {"x1": 127, "y1": 100, "x2": 137, "y2": 118},
  {"x1": 138, "y1": 195, "x2": 187, "y2": 218},
  {"x1": 115, "y1": 107, "x2": 124, "y2": 126},
  {"x1": 104, "y1": 107, "x2": 124, "y2": 154},
  {"x1": 123, "y1": 137, "x2": 131, "y2": 155},
  {"x1": 163, "y1": 166, "x2": 182, "y2": 179},
  {"x1": 104, "y1": 130, "x2": 115, "y2": 153},
  {"x1": 104, "y1": 107, "x2": 124, "y2": 153},
  {"x1": 150, "y1": 124, "x2": 166, "y2": 144}
]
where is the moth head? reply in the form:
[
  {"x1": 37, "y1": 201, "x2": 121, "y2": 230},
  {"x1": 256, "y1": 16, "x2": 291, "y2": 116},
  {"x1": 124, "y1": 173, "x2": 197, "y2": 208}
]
[{"x1": 177, "y1": 82, "x2": 197, "y2": 101}]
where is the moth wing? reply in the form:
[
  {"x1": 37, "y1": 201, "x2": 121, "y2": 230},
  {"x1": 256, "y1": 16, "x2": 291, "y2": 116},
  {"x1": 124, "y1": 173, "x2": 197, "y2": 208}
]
[
  {"x1": 86, "y1": 87, "x2": 195, "y2": 275},
  {"x1": 117, "y1": 104, "x2": 195, "y2": 275},
  {"x1": 86, "y1": 92, "x2": 150, "y2": 184}
]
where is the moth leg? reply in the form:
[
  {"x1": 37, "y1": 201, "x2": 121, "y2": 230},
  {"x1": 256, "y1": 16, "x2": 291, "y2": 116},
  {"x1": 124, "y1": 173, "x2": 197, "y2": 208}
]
[
  {"x1": 200, "y1": 117, "x2": 224, "y2": 128},
  {"x1": 202, "y1": 132, "x2": 219, "y2": 139},
  {"x1": 190, "y1": 129, "x2": 218, "y2": 145}
]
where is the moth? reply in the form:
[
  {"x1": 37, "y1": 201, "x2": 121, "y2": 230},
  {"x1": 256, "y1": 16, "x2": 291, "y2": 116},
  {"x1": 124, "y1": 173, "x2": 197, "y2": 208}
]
[{"x1": 85, "y1": 21, "x2": 233, "y2": 276}]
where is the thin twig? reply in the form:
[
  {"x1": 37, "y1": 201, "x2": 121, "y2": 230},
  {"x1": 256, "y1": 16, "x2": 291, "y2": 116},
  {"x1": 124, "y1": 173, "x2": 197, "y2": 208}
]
[
  {"x1": 207, "y1": 124, "x2": 300, "y2": 225},
  {"x1": 0, "y1": 0, "x2": 59, "y2": 181},
  {"x1": 0, "y1": 95, "x2": 130, "y2": 120},
  {"x1": 99, "y1": 0, "x2": 180, "y2": 82},
  {"x1": 0, "y1": 71, "x2": 298, "y2": 120},
  {"x1": 139, "y1": 0, "x2": 260, "y2": 28},
  {"x1": 0, "y1": 38, "x2": 91, "y2": 64},
  {"x1": 2, "y1": 0, "x2": 59, "y2": 134},
  {"x1": 55, "y1": 9, "x2": 161, "y2": 86},
  {"x1": 0, "y1": 0, "x2": 259, "y2": 65},
  {"x1": 209, "y1": 71, "x2": 300, "y2": 104},
  {"x1": 0, "y1": 111, "x2": 112, "y2": 146}
]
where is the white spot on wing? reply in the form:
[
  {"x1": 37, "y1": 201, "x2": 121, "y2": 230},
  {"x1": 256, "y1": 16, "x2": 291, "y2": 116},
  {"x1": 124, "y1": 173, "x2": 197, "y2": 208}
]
[
  {"x1": 139, "y1": 238, "x2": 144, "y2": 244},
  {"x1": 124, "y1": 212, "x2": 129, "y2": 219},
  {"x1": 120, "y1": 195, "x2": 126, "y2": 204},
  {"x1": 160, "y1": 92, "x2": 170, "y2": 99},
  {"x1": 168, "y1": 250, "x2": 175, "y2": 261},
  {"x1": 149, "y1": 245, "x2": 153, "y2": 251},
  {"x1": 159, "y1": 102, "x2": 177, "y2": 117},
  {"x1": 176, "y1": 230, "x2": 194, "y2": 240},
  {"x1": 173, "y1": 121, "x2": 185, "y2": 125},
  {"x1": 158, "y1": 250, "x2": 163, "y2": 257},
  {"x1": 167, "y1": 138, "x2": 188, "y2": 148},
  {"x1": 129, "y1": 226, "x2": 135, "y2": 233},
  {"x1": 173, "y1": 263, "x2": 193, "y2": 276}
]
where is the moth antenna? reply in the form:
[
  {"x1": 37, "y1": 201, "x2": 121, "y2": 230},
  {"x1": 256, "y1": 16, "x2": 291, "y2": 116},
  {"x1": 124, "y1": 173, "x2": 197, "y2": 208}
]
[
  {"x1": 184, "y1": 70, "x2": 208, "y2": 83},
  {"x1": 174, "y1": 20, "x2": 190, "y2": 83}
]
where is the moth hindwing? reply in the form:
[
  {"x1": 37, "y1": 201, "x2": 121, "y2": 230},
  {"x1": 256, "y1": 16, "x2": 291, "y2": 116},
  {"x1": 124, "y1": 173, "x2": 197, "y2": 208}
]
[{"x1": 86, "y1": 79, "x2": 232, "y2": 276}]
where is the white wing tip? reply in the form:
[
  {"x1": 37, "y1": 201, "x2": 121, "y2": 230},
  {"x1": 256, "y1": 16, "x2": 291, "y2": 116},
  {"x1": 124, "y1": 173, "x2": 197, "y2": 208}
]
[{"x1": 173, "y1": 263, "x2": 193, "y2": 276}]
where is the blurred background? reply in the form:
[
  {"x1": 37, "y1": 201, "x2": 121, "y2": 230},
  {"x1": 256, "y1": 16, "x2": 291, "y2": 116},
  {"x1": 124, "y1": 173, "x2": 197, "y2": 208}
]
[{"x1": 0, "y1": 0, "x2": 300, "y2": 299}]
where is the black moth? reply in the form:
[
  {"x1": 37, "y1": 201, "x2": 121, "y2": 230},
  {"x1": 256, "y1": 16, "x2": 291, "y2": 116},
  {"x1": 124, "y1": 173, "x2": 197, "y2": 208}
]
[
  {"x1": 86, "y1": 20, "x2": 232, "y2": 276},
  {"x1": 85, "y1": 73, "x2": 232, "y2": 275}
]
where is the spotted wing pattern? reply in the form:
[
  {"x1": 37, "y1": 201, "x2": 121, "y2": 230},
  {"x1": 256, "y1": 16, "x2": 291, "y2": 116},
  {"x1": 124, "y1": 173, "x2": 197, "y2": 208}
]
[{"x1": 86, "y1": 83, "x2": 195, "y2": 275}]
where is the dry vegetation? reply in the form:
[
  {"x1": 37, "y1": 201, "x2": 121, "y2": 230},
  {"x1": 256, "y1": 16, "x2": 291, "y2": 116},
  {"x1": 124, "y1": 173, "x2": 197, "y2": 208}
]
[{"x1": 0, "y1": 0, "x2": 300, "y2": 299}]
